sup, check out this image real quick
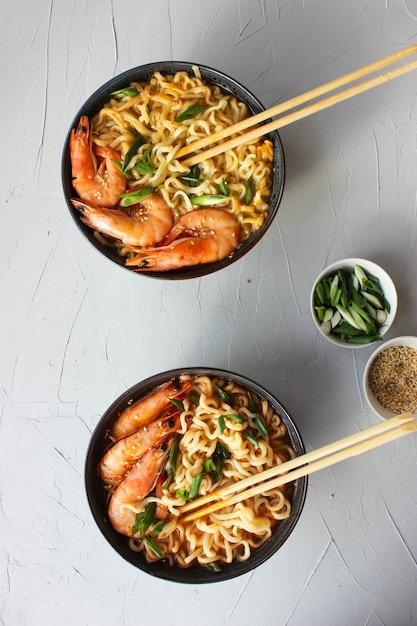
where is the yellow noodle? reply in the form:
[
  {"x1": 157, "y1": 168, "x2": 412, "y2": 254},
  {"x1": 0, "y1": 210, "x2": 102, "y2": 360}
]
[
  {"x1": 89, "y1": 68, "x2": 273, "y2": 259},
  {"x1": 124, "y1": 375, "x2": 296, "y2": 569}
]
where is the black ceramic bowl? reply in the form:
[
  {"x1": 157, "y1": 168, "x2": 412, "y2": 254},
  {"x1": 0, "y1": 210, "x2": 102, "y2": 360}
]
[
  {"x1": 85, "y1": 367, "x2": 307, "y2": 583},
  {"x1": 62, "y1": 61, "x2": 285, "y2": 279}
]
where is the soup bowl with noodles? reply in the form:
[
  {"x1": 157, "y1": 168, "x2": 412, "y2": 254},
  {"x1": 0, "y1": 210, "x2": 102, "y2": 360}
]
[
  {"x1": 85, "y1": 368, "x2": 307, "y2": 583},
  {"x1": 62, "y1": 62, "x2": 285, "y2": 279}
]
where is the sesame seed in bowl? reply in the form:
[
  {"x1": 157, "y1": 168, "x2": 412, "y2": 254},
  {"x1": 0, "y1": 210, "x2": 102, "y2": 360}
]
[{"x1": 363, "y1": 336, "x2": 417, "y2": 420}]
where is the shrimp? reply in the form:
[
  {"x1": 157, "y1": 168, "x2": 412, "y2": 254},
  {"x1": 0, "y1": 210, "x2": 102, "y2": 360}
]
[
  {"x1": 70, "y1": 116, "x2": 126, "y2": 207},
  {"x1": 125, "y1": 208, "x2": 241, "y2": 271},
  {"x1": 99, "y1": 409, "x2": 181, "y2": 487},
  {"x1": 112, "y1": 377, "x2": 191, "y2": 441},
  {"x1": 71, "y1": 192, "x2": 173, "y2": 247},
  {"x1": 108, "y1": 442, "x2": 172, "y2": 536}
]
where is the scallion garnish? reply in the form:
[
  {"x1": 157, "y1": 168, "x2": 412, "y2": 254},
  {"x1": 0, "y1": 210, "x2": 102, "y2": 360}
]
[
  {"x1": 243, "y1": 431, "x2": 259, "y2": 447},
  {"x1": 244, "y1": 176, "x2": 255, "y2": 204},
  {"x1": 213, "y1": 441, "x2": 231, "y2": 482},
  {"x1": 190, "y1": 194, "x2": 230, "y2": 206},
  {"x1": 313, "y1": 263, "x2": 391, "y2": 344},
  {"x1": 188, "y1": 473, "x2": 203, "y2": 499},
  {"x1": 217, "y1": 415, "x2": 226, "y2": 434},
  {"x1": 253, "y1": 415, "x2": 268, "y2": 439},
  {"x1": 144, "y1": 537, "x2": 164, "y2": 557},
  {"x1": 169, "y1": 398, "x2": 184, "y2": 412},
  {"x1": 122, "y1": 133, "x2": 146, "y2": 171},
  {"x1": 133, "y1": 146, "x2": 156, "y2": 174},
  {"x1": 218, "y1": 178, "x2": 229, "y2": 196},
  {"x1": 111, "y1": 85, "x2": 140, "y2": 99},
  {"x1": 212, "y1": 382, "x2": 233, "y2": 406},
  {"x1": 175, "y1": 102, "x2": 208, "y2": 122},
  {"x1": 179, "y1": 165, "x2": 203, "y2": 187},
  {"x1": 205, "y1": 562, "x2": 222, "y2": 573},
  {"x1": 118, "y1": 187, "x2": 157, "y2": 207},
  {"x1": 131, "y1": 502, "x2": 157, "y2": 537}
]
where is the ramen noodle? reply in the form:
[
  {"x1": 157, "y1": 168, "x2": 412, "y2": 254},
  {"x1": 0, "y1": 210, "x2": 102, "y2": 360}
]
[
  {"x1": 103, "y1": 374, "x2": 297, "y2": 570},
  {"x1": 87, "y1": 66, "x2": 274, "y2": 260}
]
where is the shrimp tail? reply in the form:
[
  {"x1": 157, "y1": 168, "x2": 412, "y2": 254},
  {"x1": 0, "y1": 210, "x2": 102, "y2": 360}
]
[
  {"x1": 126, "y1": 208, "x2": 241, "y2": 272},
  {"x1": 127, "y1": 237, "x2": 212, "y2": 271}
]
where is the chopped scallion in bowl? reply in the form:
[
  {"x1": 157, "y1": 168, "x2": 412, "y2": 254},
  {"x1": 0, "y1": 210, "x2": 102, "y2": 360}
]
[{"x1": 310, "y1": 258, "x2": 398, "y2": 348}]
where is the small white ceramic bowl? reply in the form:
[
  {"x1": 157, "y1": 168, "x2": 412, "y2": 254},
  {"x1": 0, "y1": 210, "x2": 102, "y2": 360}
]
[
  {"x1": 310, "y1": 258, "x2": 398, "y2": 349},
  {"x1": 363, "y1": 336, "x2": 417, "y2": 420}
]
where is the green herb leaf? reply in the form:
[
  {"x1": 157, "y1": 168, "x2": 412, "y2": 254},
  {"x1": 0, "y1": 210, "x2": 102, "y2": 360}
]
[
  {"x1": 169, "y1": 433, "x2": 181, "y2": 475},
  {"x1": 179, "y1": 165, "x2": 203, "y2": 187},
  {"x1": 118, "y1": 187, "x2": 157, "y2": 207},
  {"x1": 212, "y1": 382, "x2": 233, "y2": 406},
  {"x1": 244, "y1": 176, "x2": 255, "y2": 205},
  {"x1": 190, "y1": 194, "x2": 230, "y2": 206},
  {"x1": 218, "y1": 178, "x2": 229, "y2": 196},
  {"x1": 313, "y1": 264, "x2": 390, "y2": 344},
  {"x1": 203, "y1": 459, "x2": 213, "y2": 473},
  {"x1": 189, "y1": 392, "x2": 200, "y2": 405},
  {"x1": 131, "y1": 502, "x2": 157, "y2": 537},
  {"x1": 175, "y1": 102, "x2": 208, "y2": 122},
  {"x1": 247, "y1": 392, "x2": 258, "y2": 414},
  {"x1": 253, "y1": 415, "x2": 268, "y2": 439},
  {"x1": 169, "y1": 398, "x2": 184, "y2": 412},
  {"x1": 243, "y1": 431, "x2": 259, "y2": 447},
  {"x1": 213, "y1": 441, "x2": 231, "y2": 482},
  {"x1": 222, "y1": 413, "x2": 246, "y2": 424},
  {"x1": 111, "y1": 158, "x2": 135, "y2": 180},
  {"x1": 188, "y1": 473, "x2": 203, "y2": 499},
  {"x1": 123, "y1": 134, "x2": 146, "y2": 171},
  {"x1": 111, "y1": 86, "x2": 140, "y2": 99},
  {"x1": 205, "y1": 562, "x2": 222, "y2": 572},
  {"x1": 217, "y1": 415, "x2": 226, "y2": 434},
  {"x1": 144, "y1": 537, "x2": 164, "y2": 557}
]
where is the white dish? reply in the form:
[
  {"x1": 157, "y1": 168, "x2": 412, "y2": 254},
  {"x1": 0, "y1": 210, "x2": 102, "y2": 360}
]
[
  {"x1": 310, "y1": 257, "x2": 398, "y2": 349},
  {"x1": 363, "y1": 336, "x2": 417, "y2": 420}
]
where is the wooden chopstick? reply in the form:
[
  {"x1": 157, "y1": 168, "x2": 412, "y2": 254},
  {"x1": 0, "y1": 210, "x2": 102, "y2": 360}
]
[
  {"x1": 179, "y1": 412, "x2": 416, "y2": 523},
  {"x1": 178, "y1": 45, "x2": 417, "y2": 168}
]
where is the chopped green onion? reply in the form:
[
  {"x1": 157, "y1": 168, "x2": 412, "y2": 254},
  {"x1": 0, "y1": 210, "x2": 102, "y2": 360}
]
[
  {"x1": 189, "y1": 392, "x2": 200, "y2": 405},
  {"x1": 150, "y1": 520, "x2": 165, "y2": 537},
  {"x1": 188, "y1": 473, "x2": 203, "y2": 499},
  {"x1": 175, "y1": 102, "x2": 208, "y2": 122},
  {"x1": 179, "y1": 165, "x2": 203, "y2": 187},
  {"x1": 313, "y1": 264, "x2": 390, "y2": 344},
  {"x1": 131, "y1": 502, "x2": 157, "y2": 537},
  {"x1": 253, "y1": 416, "x2": 268, "y2": 439},
  {"x1": 243, "y1": 431, "x2": 259, "y2": 446},
  {"x1": 244, "y1": 176, "x2": 255, "y2": 204},
  {"x1": 205, "y1": 562, "x2": 222, "y2": 573},
  {"x1": 247, "y1": 391, "x2": 258, "y2": 414},
  {"x1": 203, "y1": 459, "x2": 213, "y2": 473},
  {"x1": 111, "y1": 158, "x2": 135, "y2": 180},
  {"x1": 213, "y1": 441, "x2": 231, "y2": 482},
  {"x1": 222, "y1": 413, "x2": 246, "y2": 424},
  {"x1": 213, "y1": 382, "x2": 233, "y2": 406},
  {"x1": 118, "y1": 187, "x2": 157, "y2": 207},
  {"x1": 218, "y1": 178, "x2": 229, "y2": 196},
  {"x1": 144, "y1": 537, "x2": 164, "y2": 557},
  {"x1": 190, "y1": 194, "x2": 230, "y2": 206},
  {"x1": 122, "y1": 134, "x2": 146, "y2": 171},
  {"x1": 169, "y1": 433, "x2": 181, "y2": 475},
  {"x1": 217, "y1": 415, "x2": 226, "y2": 434},
  {"x1": 169, "y1": 398, "x2": 184, "y2": 411},
  {"x1": 111, "y1": 85, "x2": 140, "y2": 99}
]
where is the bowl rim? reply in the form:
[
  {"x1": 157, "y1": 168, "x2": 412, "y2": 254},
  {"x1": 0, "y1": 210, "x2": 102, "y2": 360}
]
[
  {"x1": 363, "y1": 335, "x2": 417, "y2": 420},
  {"x1": 310, "y1": 257, "x2": 398, "y2": 349},
  {"x1": 85, "y1": 367, "x2": 307, "y2": 583},
  {"x1": 62, "y1": 61, "x2": 285, "y2": 280}
]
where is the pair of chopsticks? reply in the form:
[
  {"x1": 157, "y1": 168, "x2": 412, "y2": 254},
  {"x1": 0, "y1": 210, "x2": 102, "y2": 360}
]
[
  {"x1": 178, "y1": 44, "x2": 417, "y2": 168},
  {"x1": 179, "y1": 411, "x2": 416, "y2": 522}
]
